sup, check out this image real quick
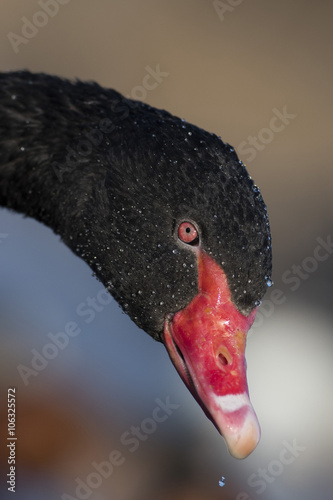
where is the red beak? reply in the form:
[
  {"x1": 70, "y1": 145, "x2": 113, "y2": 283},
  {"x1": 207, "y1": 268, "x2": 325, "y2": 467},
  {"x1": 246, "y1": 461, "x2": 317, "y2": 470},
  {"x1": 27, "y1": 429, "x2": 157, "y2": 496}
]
[{"x1": 163, "y1": 249, "x2": 260, "y2": 459}]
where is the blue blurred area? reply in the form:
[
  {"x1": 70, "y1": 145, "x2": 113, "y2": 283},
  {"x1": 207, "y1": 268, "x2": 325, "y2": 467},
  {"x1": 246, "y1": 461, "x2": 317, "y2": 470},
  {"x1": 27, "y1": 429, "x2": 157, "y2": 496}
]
[{"x1": 0, "y1": 209, "x2": 182, "y2": 411}]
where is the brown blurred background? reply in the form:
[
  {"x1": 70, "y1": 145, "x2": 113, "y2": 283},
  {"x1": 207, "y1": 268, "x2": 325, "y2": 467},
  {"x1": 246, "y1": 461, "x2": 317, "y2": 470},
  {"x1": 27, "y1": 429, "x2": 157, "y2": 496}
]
[{"x1": 0, "y1": 1, "x2": 332, "y2": 499}]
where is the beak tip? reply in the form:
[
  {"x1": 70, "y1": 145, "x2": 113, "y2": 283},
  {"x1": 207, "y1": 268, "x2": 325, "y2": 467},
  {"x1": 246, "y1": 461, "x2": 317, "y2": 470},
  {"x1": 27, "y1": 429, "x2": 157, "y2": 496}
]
[
  {"x1": 225, "y1": 410, "x2": 261, "y2": 460},
  {"x1": 213, "y1": 392, "x2": 261, "y2": 459}
]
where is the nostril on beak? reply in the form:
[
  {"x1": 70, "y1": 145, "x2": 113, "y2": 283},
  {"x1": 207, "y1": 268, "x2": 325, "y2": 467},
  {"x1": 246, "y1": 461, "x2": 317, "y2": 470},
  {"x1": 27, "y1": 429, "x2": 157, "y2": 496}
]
[
  {"x1": 218, "y1": 353, "x2": 228, "y2": 366},
  {"x1": 218, "y1": 348, "x2": 232, "y2": 367}
]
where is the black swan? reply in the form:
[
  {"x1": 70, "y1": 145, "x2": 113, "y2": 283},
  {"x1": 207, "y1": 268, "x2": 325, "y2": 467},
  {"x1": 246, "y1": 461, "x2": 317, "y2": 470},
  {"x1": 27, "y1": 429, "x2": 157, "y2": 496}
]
[{"x1": 0, "y1": 71, "x2": 272, "y2": 459}]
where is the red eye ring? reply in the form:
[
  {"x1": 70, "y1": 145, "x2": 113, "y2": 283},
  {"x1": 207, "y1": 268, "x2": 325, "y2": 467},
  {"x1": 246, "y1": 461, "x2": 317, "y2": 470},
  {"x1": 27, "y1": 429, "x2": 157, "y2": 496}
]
[{"x1": 178, "y1": 221, "x2": 199, "y2": 245}]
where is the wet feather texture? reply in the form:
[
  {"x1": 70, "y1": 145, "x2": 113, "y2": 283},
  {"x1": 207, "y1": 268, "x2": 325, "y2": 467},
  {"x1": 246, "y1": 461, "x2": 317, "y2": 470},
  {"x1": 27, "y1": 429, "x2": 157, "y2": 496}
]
[{"x1": 0, "y1": 70, "x2": 272, "y2": 341}]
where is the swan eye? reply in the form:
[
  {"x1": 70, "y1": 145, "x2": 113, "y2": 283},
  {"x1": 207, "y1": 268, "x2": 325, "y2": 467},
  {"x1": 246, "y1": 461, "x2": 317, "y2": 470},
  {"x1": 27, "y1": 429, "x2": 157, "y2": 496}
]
[{"x1": 178, "y1": 222, "x2": 199, "y2": 245}]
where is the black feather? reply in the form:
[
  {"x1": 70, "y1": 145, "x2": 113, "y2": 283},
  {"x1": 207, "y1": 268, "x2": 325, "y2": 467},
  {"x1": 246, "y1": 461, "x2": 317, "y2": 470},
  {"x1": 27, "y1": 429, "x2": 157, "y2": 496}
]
[{"x1": 0, "y1": 71, "x2": 272, "y2": 340}]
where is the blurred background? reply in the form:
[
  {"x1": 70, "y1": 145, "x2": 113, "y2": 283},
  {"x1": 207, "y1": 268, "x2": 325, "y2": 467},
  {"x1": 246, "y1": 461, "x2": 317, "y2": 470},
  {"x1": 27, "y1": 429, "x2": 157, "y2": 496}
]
[{"x1": 0, "y1": 1, "x2": 332, "y2": 499}]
